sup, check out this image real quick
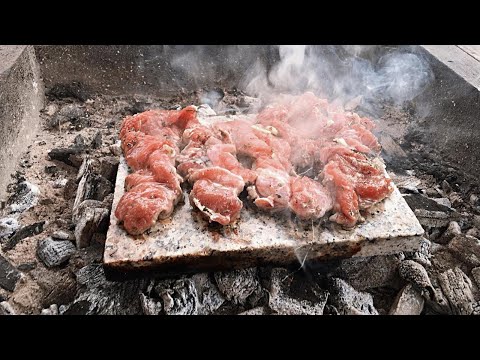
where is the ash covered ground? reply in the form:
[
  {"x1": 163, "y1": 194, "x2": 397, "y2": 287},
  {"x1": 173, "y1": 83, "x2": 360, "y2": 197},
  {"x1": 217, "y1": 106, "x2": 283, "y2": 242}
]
[{"x1": 1, "y1": 87, "x2": 479, "y2": 315}]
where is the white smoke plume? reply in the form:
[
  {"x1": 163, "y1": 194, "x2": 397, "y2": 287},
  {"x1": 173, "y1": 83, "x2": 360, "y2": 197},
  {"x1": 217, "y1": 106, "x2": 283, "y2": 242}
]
[{"x1": 243, "y1": 45, "x2": 434, "y2": 111}]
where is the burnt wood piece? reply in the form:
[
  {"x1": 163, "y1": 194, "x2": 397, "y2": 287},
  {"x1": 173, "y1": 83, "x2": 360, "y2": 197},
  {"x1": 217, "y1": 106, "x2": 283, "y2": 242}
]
[
  {"x1": 0, "y1": 254, "x2": 21, "y2": 291},
  {"x1": 2, "y1": 221, "x2": 45, "y2": 251},
  {"x1": 37, "y1": 238, "x2": 76, "y2": 268},
  {"x1": 48, "y1": 147, "x2": 85, "y2": 167}
]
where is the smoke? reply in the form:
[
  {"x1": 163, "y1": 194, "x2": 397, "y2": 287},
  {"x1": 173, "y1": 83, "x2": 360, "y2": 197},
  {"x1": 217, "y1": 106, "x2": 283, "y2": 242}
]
[{"x1": 243, "y1": 45, "x2": 434, "y2": 111}]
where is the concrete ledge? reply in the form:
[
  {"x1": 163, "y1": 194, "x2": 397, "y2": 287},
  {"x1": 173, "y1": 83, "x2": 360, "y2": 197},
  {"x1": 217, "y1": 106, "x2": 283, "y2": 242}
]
[{"x1": 0, "y1": 46, "x2": 44, "y2": 200}]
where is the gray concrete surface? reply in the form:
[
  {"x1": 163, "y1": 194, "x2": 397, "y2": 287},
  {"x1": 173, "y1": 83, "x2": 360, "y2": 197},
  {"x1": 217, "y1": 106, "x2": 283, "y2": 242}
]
[
  {"x1": 34, "y1": 45, "x2": 277, "y2": 97},
  {"x1": 0, "y1": 46, "x2": 44, "y2": 201}
]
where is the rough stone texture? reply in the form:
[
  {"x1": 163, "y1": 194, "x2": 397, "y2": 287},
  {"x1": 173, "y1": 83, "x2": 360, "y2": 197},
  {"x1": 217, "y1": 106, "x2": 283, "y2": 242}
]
[
  {"x1": 155, "y1": 278, "x2": 198, "y2": 315},
  {"x1": 36, "y1": 237, "x2": 76, "y2": 267},
  {"x1": 0, "y1": 46, "x2": 44, "y2": 201},
  {"x1": 2, "y1": 221, "x2": 45, "y2": 251},
  {"x1": 139, "y1": 293, "x2": 163, "y2": 315},
  {"x1": 389, "y1": 284, "x2": 425, "y2": 315},
  {"x1": 0, "y1": 254, "x2": 21, "y2": 291},
  {"x1": 398, "y1": 260, "x2": 434, "y2": 299},
  {"x1": 0, "y1": 301, "x2": 16, "y2": 315},
  {"x1": 436, "y1": 221, "x2": 462, "y2": 245},
  {"x1": 332, "y1": 255, "x2": 402, "y2": 291},
  {"x1": 40, "y1": 304, "x2": 59, "y2": 315},
  {"x1": 238, "y1": 307, "x2": 267, "y2": 315},
  {"x1": 447, "y1": 234, "x2": 480, "y2": 267},
  {"x1": 328, "y1": 278, "x2": 378, "y2": 315},
  {"x1": 471, "y1": 267, "x2": 480, "y2": 288},
  {"x1": 0, "y1": 217, "x2": 19, "y2": 240},
  {"x1": 214, "y1": 268, "x2": 262, "y2": 306},
  {"x1": 268, "y1": 268, "x2": 328, "y2": 315},
  {"x1": 437, "y1": 267, "x2": 475, "y2": 315},
  {"x1": 64, "y1": 264, "x2": 146, "y2": 315},
  {"x1": 192, "y1": 273, "x2": 225, "y2": 315}
]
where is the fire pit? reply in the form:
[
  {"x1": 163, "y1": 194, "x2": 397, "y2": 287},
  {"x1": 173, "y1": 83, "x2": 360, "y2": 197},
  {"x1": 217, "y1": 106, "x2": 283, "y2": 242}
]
[{"x1": 0, "y1": 45, "x2": 479, "y2": 315}]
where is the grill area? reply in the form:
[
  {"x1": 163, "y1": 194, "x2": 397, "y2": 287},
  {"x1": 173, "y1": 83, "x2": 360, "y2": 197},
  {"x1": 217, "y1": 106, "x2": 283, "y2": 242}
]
[{"x1": 1, "y1": 45, "x2": 479, "y2": 315}]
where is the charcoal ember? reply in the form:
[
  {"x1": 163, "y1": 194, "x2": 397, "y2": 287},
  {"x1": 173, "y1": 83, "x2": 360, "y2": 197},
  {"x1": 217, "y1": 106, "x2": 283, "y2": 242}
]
[
  {"x1": 74, "y1": 134, "x2": 86, "y2": 147},
  {"x1": 46, "y1": 82, "x2": 92, "y2": 102},
  {"x1": 0, "y1": 217, "x2": 19, "y2": 240},
  {"x1": 0, "y1": 301, "x2": 15, "y2": 315},
  {"x1": 46, "y1": 104, "x2": 86, "y2": 129},
  {"x1": 448, "y1": 192, "x2": 463, "y2": 207},
  {"x1": 473, "y1": 215, "x2": 480, "y2": 229},
  {"x1": 37, "y1": 237, "x2": 76, "y2": 268},
  {"x1": 65, "y1": 264, "x2": 146, "y2": 315},
  {"x1": 51, "y1": 178, "x2": 68, "y2": 189},
  {"x1": 44, "y1": 165, "x2": 58, "y2": 175},
  {"x1": 403, "y1": 193, "x2": 461, "y2": 227},
  {"x1": 40, "y1": 304, "x2": 59, "y2": 315},
  {"x1": 238, "y1": 307, "x2": 267, "y2": 315},
  {"x1": 139, "y1": 293, "x2": 163, "y2": 315},
  {"x1": 154, "y1": 278, "x2": 198, "y2": 315},
  {"x1": 214, "y1": 268, "x2": 263, "y2": 306},
  {"x1": 63, "y1": 179, "x2": 78, "y2": 200},
  {"x1": 72, "y1": 200, "x2": 105, "y2": 222},
  {"x1": 389, "y1": 284, "x2": 424, "y2": 315},
  {"x1": 51, "y1": 230, "x2": 75, "y2": 241},
  {"x1": 331, "y1": 255, "x2": 403, "y2": 291},
  {"x1": 6, "y1": 181, "x2": 39, "y2": 214},
  {"x1": 268, "y1": 268, "x2": 328, "y2": 315},
  {"x1": 99, "y1": 156, "x2": 119, "y2": 182},
  {"x1": 447, "y1": 234, "x2": 480, "y2": 267},
  {"x1": 37, "y1": 270, "x2": 77, "y2": 307},
  {"x1": 2, "y1": 221, "x2": 45, "y2": 252},
  {"x1": 398, "y1": 260, "x2": 435, "y2": 299},
  {"x1": 328, "y1": 278, "x2": 378, "y2": 315},
  {"x1": 48, "y1": 147, "x2": 84, "y2": 167},
  {"x1": 403, "y1": 238, "x2": 432, "y2": 267},
  {"x1": 192, "y1": 273, "x2": 225, "y2": 315},
  {"x1": 74, "y1": 156, "x2": 113, "y2": 209},
  {"x1": 432, "y1": 198, "x2": 452, "y2": 208},
  {"x1": 91, "y1": 131, "x2": 102, "y2": 149},
  {"x1": 437, "y1": 267, "x2": 475, "y2": 315},
  {"x1": 0, "y1": 254, "x2": 21, "y2": 291},
  {"x1": 74, "y1": 201, "x2": 109, "y2": 248},
  {"x1": 17, "y1": 262, "x2": 36, "y2": 272},
  {"x1": 436, "y1": 221, "x2": 462, "y2": 245}
]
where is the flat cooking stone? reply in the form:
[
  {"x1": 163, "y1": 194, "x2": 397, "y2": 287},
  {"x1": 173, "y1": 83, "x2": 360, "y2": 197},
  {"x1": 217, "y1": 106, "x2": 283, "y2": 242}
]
[{"x1": 104, "y1": 158, "x2": 425, "y2": 276}]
